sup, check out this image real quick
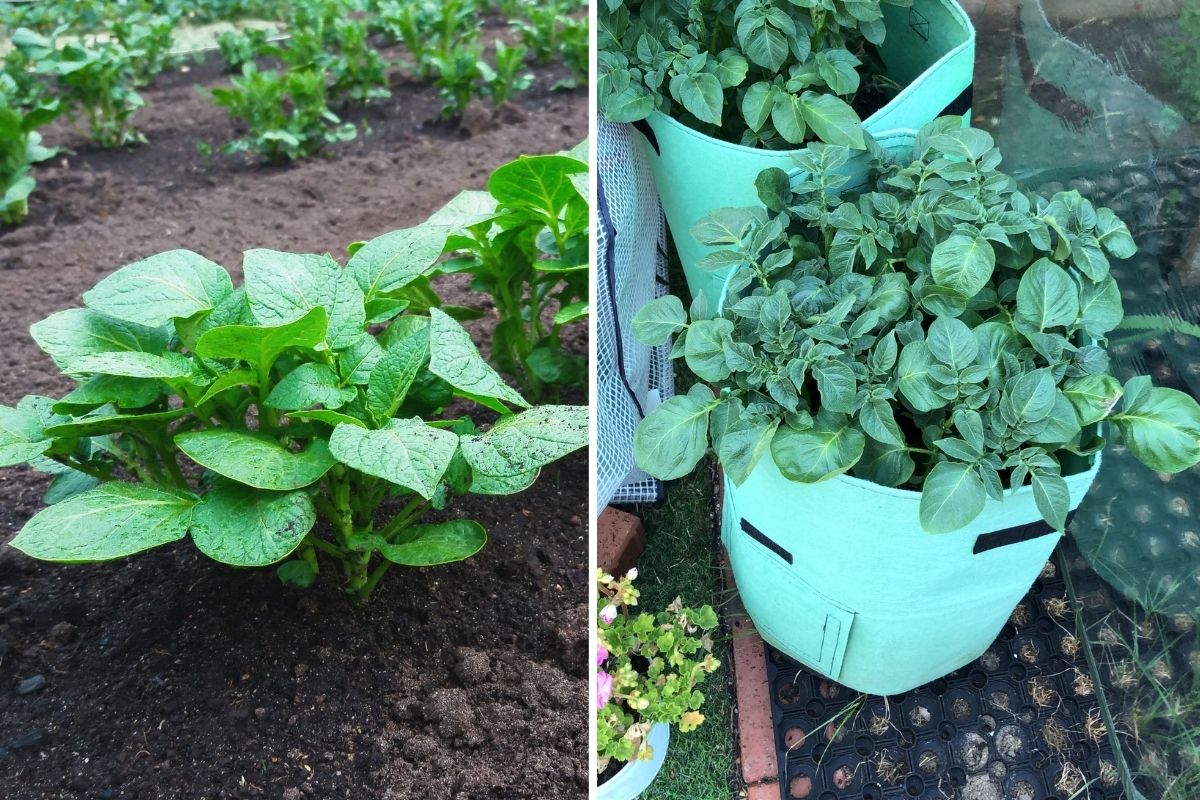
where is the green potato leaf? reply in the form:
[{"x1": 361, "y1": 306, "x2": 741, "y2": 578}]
[
  {"x1": 1016, "y1": 258, "x2": 1079, "y2": 332},
  {"x1": 243, "y1": 250, "x2": 365, "y2": 351},
  {"x1": 10, "y1": 483, "x2": 196, "y2": 562},
  {"x1": 631, "y1": 295, "x2": 687, "y2": 346},
  {"x1": 633, "y1": 386, "x2": 716, "y2": 480},
  {"x1": 458, "y1": 405, "x2": 588, "y2": 493},
  {"x1": 30, "y1": 308, "x2": 169, "y2": 371},
  {"x1": 266, "y1": 363, "x2": 357, "y2": 411},
  {"x1": 195, "y1": 306, "x2": 328, "y2": 376},
  {"x1": 770, "y1": 410, "x2": 865, "y2": 483},
  {"x1": 930, "y1": 234, "x2": 995, "y2": 298},
  {"x1": 919, "y1": 461, "x2": 986, "y2": 533},
  {"x1": 428, "y1": 308, "x2": 529, "y2": 411},
  {"x1": 1112, "y1": 376, "x2": 1200, "y2": 472},
  {"x1": 328, "y1": 418, "x2": 459, "y2": 498},
  {"x1": 82, "y1": 250, "x2": 232, "y2": 328},
  {"x1": 346, "y1": 224, "x2": 449, "y2": 299},
  {"x1": 380, "y1": 520, "x2": 487, "y2": 567},
  {"x1": 190, "y1": 483, "x2": 315, "y2": 566},
  {"x1": 176, "y1": 431, "x2": 337, "y2": 490}
]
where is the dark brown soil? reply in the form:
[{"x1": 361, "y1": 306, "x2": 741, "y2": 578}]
[{"x1": 0, "y1": 40, "x2": 589, "y2": 800}]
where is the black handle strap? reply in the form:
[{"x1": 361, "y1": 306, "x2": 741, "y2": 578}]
[
  {"x1": 740, "y1": 518, "x2": 794, "y2": 564},
  {"x1": 973, "y1": 511, "x2": 1073, "y2": 555}
]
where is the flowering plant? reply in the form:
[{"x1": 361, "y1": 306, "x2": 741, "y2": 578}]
[{"x1": 595, "y1": 568, "x2": 721, "y2": 774}]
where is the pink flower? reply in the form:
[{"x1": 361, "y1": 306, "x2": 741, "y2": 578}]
[
  {"x1": 597, "y1": 670, "x2": 613, "y2": 709},
  {"x1": 599, "y1": 603, "x2": 617, "y2": 624},
  {"x1": 596, "y1": 646, "x2": 608, "y2": 666}
]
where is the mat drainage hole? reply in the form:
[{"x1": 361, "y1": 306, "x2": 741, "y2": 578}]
[
  {"x1": 905, "y1": 774, "x2": 924, "y2": 796},
  {"x1": 862, "y1": 783, "x2": 884, "y2": 800},
  {"x1": 788, "y1": 774, "x2": 813, "y2": 799},
  {"x1": 898, "y1": 728, "x2": 916, "y2": 748},
  {"x1": 805, "y1": 699, "x2": 825, "y2": 718},
  {"x1": 938, "y1": 722, "x2": 955, "y2": 741},
  {"x1": 784, "y1": 727, "x2": 807, "y2": 751},
  {"x1": 854, "y1": 735, "x2": 873, "y2": 757},
  {"x1": 968, "y1": 669, "x2": 987, "y2": 688},
  {"x1": 949, "y1": 766, "x2": 967, "y2": 786}
]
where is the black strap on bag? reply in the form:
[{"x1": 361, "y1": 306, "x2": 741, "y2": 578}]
[{"x1": 973, "y1": 511, "x2": 1075, "y2": 555}]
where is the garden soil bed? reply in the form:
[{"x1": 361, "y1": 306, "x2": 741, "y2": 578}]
[{"x1": 0, "y1": 41, "x2": 589, "y2": 800}]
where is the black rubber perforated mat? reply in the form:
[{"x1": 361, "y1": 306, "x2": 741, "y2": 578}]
[{"x1": 765, "y1": 564, "x2": 1122, "y2": 800}]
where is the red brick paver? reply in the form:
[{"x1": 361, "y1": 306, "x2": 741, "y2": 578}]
[
  {"x1": 722, "y1": 512, "x2": 780, "y2": 798},
  {"x1": 597, "y1": 505, "x2": 645, "y2": 578}
]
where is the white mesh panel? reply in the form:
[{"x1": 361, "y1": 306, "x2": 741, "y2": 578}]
[{"x1": 596, "y1": 120, "x2": 674, "y2": 509}]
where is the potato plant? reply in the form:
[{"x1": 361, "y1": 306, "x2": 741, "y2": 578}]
[
  {"x1": 111, "y1": 11, "x2": 182, "y2": 86},
  {"x1": 600, "y1": 0, "x2": 909, "y2": 149},
  {"x1": 433, "y1": 148, "x2": 588, "y2": 400},
  {"x1": 0, "y1": 86, "x2": 60, "y2": 225},
  {"x1": 12, "y1": 28, "x2": 147, "y2": 148},
  {"x1": 215, "y1": 26, "x2": 277, "y2": 73},
  {"x1": 0, "y1": 231, "x2": 587, "y2": 600},
  {"x1": 632, "y1": 120, "x2": 1200, "y2": 532},
  {"x1": 483, "y1": 41, "x2": 533, "y2": 106},
  {"x1": 511, "y1": 3, "x2": 567, "y2": 64},
  {"x1": 211, "y1": 64, "x2": 357, "y2": 162},
  {"x1": 376, "y1": 0, "x2": 481, "y2": 79},
  {"x1": 280, "y1": 2, "x2": 392, "y2": 104},
  {"x1": 431, "y1": 45, "x2": 488, "y2": 118}
]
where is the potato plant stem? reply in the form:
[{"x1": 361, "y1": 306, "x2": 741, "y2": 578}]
[
  {"x1": 380, "y1": 496, "x2": 429, "y2": 541},
  {"x1": 357, "y1": 559, "x2": 393, "y2": 601},
  {"x1": 305, "y1": 534, "x2": 347, "y2": 560},
  {"x1": 50, "y1": 455, "x2": 110, "y2": 481}
]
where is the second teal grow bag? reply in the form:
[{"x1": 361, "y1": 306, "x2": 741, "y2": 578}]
[{"x1": 635, "y1": 0, "x2": 975, "y2": 308}]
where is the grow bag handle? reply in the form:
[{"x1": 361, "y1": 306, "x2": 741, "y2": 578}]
[{"x1": 972, "y1": 512, "x2": 1074, "y2": 555}]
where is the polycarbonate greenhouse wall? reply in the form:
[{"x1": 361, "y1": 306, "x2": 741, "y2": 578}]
[{"x1": 917, "y1": 2, "x2": 1199, "y2": 797}]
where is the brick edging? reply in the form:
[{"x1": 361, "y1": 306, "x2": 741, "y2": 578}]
[{"x1": 722, "y1": 546, "x2": 780, "y2": 800}]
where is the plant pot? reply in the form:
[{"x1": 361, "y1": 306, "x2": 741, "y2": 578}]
[
  {"x1": 596, "y1": 723, "x2": 671, "y2": 800},
  {"x1": 633, "y1": 0, "x2": 975, "y2": 307},
  {"x1": 719, "y1": 451, "x2": 1101, "y2": 696}
]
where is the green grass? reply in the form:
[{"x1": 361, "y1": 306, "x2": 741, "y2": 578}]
[{"x1": 621, "y1": 460, "x2": 738, "y2": 800}]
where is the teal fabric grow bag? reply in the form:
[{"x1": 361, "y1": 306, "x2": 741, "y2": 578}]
[
  {"x1": 635, "y1": 0, "x2": 975, "y2": 308},
  {"x1": 720, "y1": 456, "x2": 1101, "y2": 696}
]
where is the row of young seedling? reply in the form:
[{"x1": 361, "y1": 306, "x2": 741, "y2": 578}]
[{"x1": 0, "y1": 0, "x2": 587, "y2": 224}]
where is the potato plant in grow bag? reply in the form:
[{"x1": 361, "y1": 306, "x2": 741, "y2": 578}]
[
  {"x1": 599, "y1": 0, "x2": 910, "y2": 149},
  {"x1": 429, "y1": 148, "x2": 589, "y2": 402},
  {"x1": 0, "y1": 240, "x2": 587, "y2": 601},
  {"x1": 631, "y1": 119, "x2": 1200, "y2": 532}
]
